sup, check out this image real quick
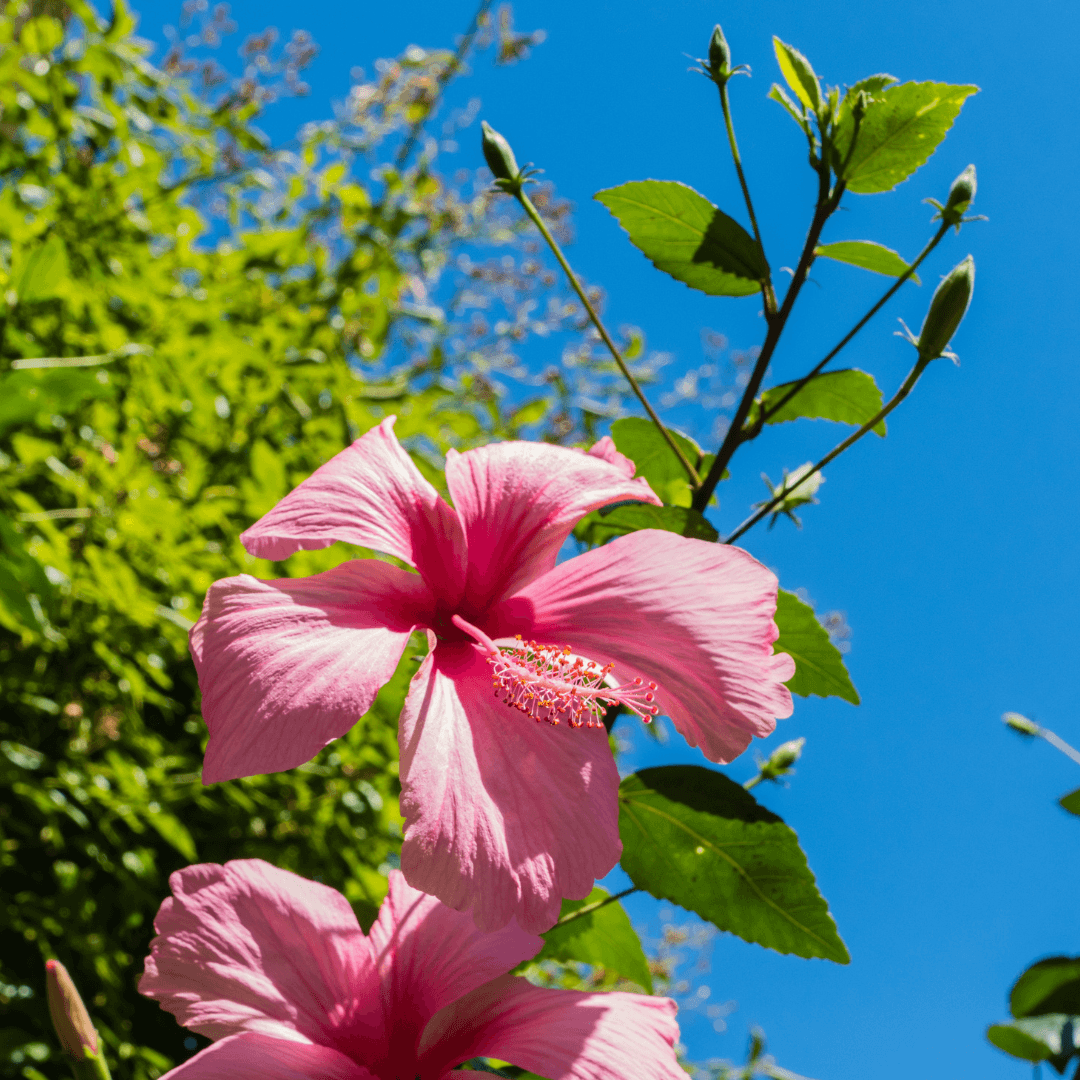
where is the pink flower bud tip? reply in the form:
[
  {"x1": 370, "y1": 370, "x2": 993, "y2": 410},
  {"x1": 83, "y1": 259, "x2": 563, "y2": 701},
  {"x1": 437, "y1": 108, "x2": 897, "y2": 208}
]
[{"x1": 45, "y1": 959, "x2": 98, "y2": 1060}]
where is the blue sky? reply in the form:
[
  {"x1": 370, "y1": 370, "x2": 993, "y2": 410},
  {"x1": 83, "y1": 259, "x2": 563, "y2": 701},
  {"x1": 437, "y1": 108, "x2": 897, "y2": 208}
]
[{"x1": 129, "y1": 0, "x2": 1080, "y2": 1076}]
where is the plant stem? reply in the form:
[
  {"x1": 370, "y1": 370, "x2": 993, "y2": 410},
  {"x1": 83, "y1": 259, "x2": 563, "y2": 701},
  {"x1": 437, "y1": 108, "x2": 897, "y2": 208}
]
[
  {"x1": 693, "y1": 169, "x2": 844, "y2": 513},
  {"x1": 743, "y1": 773, "x2": 763, "y2": 790},
  {"x1": 551, "y1": 886, "x2": 640, "y2": 929},
  {"x1": 394, "y1": 0, "x2": 495, "y2": 169},
  {"x1": 516, "y1": 189, "x2": 701, "y2": 486},
  {"x1": 723, "y1": 353, "x2": 932, "y2": 544},
  {"x1": 717, "y1": 81, "x2": 775, "y2": 319},
  {"x1": 1040, "y1": 729, "x2": 1080, "y2": 768},
  {"x1": 753, "y1": 222, "x2": 950, "y2": 429}
]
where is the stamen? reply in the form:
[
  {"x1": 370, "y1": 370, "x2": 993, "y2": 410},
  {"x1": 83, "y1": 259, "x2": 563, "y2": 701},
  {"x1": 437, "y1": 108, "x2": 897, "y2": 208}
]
[{"x1": 451, "y1": 615, "x2": 661, "y2": 729}]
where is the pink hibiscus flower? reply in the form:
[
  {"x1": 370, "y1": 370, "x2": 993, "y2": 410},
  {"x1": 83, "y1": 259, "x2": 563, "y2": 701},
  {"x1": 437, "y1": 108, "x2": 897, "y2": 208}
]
[
  {"x1": 191, "y1": 418, "x2": 794, "y2": 931},
  {"x1": 139, "y1": 859, "x2": 685, "y2": 1080}
]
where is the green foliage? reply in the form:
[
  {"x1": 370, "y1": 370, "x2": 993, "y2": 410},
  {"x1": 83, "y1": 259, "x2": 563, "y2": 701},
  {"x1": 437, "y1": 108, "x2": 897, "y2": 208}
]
[
  {"x1": 747, "y1": 370, "x2": 886, "y2": 436},
  {"x1": 987, "y1": 1015, "x2": 1080, "y2": 1071},
  {"x1": 618, "y1": 766, "x2": 849, "y2": 964},
  {"x1": 774, "y1": 590, "x2": 859, "y2": 704},
  {"x1": 1060, "y1": 788, "x2": 1080, "y2": 816},
  {"x1": 814, "y1": 240, "x2": 920, "y2": 283},
  {"x1": 594, "y1": 181, "x2": 766, "y2": 297},
  {"x1": 771, "y1": 37, "x2": 822, "y2": 114},
  {"x1": 537, "y1": 888, "x2": 653, "y2": 993},
  {"x1": 0, "y1": 3, "x2": 596, "y2": 1076},
  {"x1": 610, "y1": 417, "x2": 711, "y2": 506},
  {"x1": 833, "y1": 81, "x2": 979, "y2": 194},
  {"x1": 1010, "y1": 957, "x2": 1080, "y2": 1019},
  {"x1": 574, "y1": 504, "x2": 718, "y2": 547}
]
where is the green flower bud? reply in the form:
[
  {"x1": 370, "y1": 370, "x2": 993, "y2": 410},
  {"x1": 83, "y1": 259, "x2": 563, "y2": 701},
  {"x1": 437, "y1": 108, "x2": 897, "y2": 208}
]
[
  {"x1": 708, "y1": 24, "x2": 731, "y2": 77},
  {"x1": 945, "y1": 164, "x2": 977, "y2": 216},
  {"x1": 916, "y1": 255, "x2": 974, "y2": 361},
  {"x1": 45, "y1": 959, "x2": 99, "y2": 1061},
  {"x1": 1003, "y1": 712, "x2": 1041, "y2": 737},
  {"x1": 766, "y1": 736, "x2": 805, "y2": 773},
  {"x1": 480, "y1": 121, "x2": 520, "y2": 185}
]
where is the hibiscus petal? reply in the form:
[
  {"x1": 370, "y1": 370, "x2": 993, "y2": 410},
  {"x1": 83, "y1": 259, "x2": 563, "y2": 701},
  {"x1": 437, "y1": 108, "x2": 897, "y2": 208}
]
[
  {"x1": 240, "y1": 417, "x2": 466, "y2": 601},
  {"x1": 398, "y1": 644, "x2": 621, "y2": 934},
  {"x1": 363, "y1": 871, "x2": 541, "y2": 1078},
  {"x1": 417, "y1": 975, "x2": 684, "y2": 1080},
  {"x1": 510, "y1": 530, "x2": 795, "y2": 763},
  {"x1": 445, "y1": 439, "x2": 659, "y2": 610},
  {"x1": 158, "y1": 1034, "x2": 373, "y2": 1080},
  {"x1": 139, "y1": 861, "x2": 381, "y2": 1051},
  {"x1": 191, "y1": 560, "x2": 433, "y2": 783}
]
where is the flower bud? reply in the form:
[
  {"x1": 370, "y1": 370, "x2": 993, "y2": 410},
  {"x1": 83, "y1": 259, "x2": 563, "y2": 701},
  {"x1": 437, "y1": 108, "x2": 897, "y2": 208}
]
[
  {"x1": 1003, "y1": 712, "x2": 1041, "y2": 737},
  {"x1": 916, "y1": 255, "x2": 974, "y2": 361},
  {"x1": 708, "y1": 24, "x2": 731, "y2": 77},
  {"x1": 945, "y1": 164, "x2": 976, "y2": 218},
  {"x1": 45, "y1": 959, "x2": 98, "y2": 1060},
  {"x1": 480, "y1": 121, "x2": 520, "y2": 184},
  {"x1": 766, "y1": 737, "x2": 805, "y2": 774}
]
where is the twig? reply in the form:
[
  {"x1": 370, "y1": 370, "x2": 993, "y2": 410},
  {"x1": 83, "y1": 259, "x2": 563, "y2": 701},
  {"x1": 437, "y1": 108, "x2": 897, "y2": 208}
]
[{"x1": 550, "y1": 886, "x2": 640, "y2": 929}]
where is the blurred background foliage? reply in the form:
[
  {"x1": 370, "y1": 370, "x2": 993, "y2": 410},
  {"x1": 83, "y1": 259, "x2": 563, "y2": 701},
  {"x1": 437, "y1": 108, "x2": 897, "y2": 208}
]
[{"x1": 0, "y1": 0, "x2": 669, "y2": 1074}]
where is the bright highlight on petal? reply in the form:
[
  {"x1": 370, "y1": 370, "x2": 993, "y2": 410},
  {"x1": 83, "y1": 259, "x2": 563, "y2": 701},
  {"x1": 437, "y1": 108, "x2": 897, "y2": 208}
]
[{"x1": 139, "y1": 862, "x2": 685, "y2": 1080}]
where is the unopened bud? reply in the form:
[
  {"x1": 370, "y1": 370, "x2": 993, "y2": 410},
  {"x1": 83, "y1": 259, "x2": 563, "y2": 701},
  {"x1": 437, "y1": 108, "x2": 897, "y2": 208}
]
[
  {"x1": 916, "y1": 255, "x2": 974, "y2": 361},
  {"x1": 1003, "y1": 712, "x2": 1041, "y2": 737},
  {"x1": 708, "y1": 24, "x2": 731, "y2": 77},
  {"x1": 46, "y1": 959, "x2": 98, "y2": 1060},
  {"x1": 852, "y1": 90, "x2": 869, "y2": 122},
  {"x1": 751, "y1": 737, "x2": 807, "y2": 786},
  {"x1": 945, "y1": 164, "x2": 977, "y2": 218},
  {"x1": 481, "y1": 121, "x2": 520, "y2": 184}
]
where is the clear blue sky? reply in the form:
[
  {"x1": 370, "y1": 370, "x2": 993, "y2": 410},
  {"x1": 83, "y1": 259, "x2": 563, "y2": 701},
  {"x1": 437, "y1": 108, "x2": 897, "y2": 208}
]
[{"x1": 129, "y1": 0, "x2": 1080, "y2": 1076}]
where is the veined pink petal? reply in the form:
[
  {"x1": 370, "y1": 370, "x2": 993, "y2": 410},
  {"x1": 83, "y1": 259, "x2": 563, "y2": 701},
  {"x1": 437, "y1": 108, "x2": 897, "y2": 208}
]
[
  {"x1": 158, "y1": 1034, "x2": 373, "y2": 1080},
  {"x1": 191, "y1": 561, "x2": 433, "y2": 783},
  {"x1": 364, "y1": 871, "x2": 540, "y2": 1078},
  {"x1": 139, "y1": 861, "x2": 381, "y2": 1050},
  {"x1": 398, "y1": 643, "x2": 621, "y2": 933},
  {"x1": 445, "y1": 439, "x2": 659, "y2": 611},
  {"x1": 240, "y1": 418, "x2": 467, "y2": 602},
  {"x1": 417, "y1": 975, "x2": 684, "y2": 1080},
  {"x1": 510, "y1": 530, "x2": 795, "y2": 764}
]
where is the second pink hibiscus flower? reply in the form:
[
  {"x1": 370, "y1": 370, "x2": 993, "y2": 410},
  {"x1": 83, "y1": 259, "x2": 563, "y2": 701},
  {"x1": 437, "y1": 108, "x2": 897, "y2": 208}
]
[{"x1": 191, "y1": 418, "x2": 795, "y2": 932}]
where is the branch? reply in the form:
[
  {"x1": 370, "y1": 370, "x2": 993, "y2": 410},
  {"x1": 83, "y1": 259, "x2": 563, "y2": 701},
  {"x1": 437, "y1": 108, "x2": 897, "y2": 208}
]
[
  {"x1": 551, "y1": 886, "x2": 640, "y2": 929},
  {"x1": 724, "y1": 352, "x2": 933, "y2": 544}
]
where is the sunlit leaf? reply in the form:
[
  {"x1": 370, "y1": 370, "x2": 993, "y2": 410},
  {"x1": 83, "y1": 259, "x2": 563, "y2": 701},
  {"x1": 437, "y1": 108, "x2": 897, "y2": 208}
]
[
  {"x1": 815, "y1": 240, "x2": 920, "y2": 283},
  {"x1": 774, "y1": 590, "x2": 859, "y2": 704}
]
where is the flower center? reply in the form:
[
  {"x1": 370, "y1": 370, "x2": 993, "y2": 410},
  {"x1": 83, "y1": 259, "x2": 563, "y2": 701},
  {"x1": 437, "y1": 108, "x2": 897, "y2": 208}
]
[{"x1": 451, "y1": 615, "x2": 660, "y2": 729}]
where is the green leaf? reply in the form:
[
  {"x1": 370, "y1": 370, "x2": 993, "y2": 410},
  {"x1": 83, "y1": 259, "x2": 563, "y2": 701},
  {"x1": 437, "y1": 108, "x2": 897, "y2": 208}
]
[
  {"x1": 0, "y1": 367, "x2": 114, "y2": 437},
  {"x1": 772, "y1": 37, "x2": 821, "y2": 113},
  {"x1": 1011, "y1": 958, "x2": 1080, "y2": 1018},
  {"x1": 748, "y1": 369, "x2": 886, "y2": 437},
  {"x1": 14, "y1": 234, "x2": 69, "y2": 302},
  {"x1": 1060, "y1": 788, "x2": 1080, "y2": 816},
  {"x1": 538, "y1": 887, "x2": 653, "y2": 992},
  {"x1": 987, "y1": 1022, "x2": 1055, "y2": 1063},
  {"x1": 768, "y1": 84, "x2": 811, "y2": 133},
  {"x1": 595, "y1": 181, "x2": 766, "y2": 298},
  {"x1": 774, "y1": 590, "x2": 860, "y2": 704},
  {"x1": 814, "y1": 241, "x2": 920, "y2": 284},
  {"x1": 988, "y1": 1015, "x2": 1080, "y2": 1068},
  {"x1": 833, "y1": 81, "x2": 979, "y2": 193},
  {"x1": 573, "y1": 504, "x2": 718, "y2": 548},
  {"x1": 145, "y1": 808, "x2": 198, "y2": 861},
  {"x1": 618, "y1": 766, "x2": 849, "y2": 963},
  {"x1": 609, "y1": 417, "x2": 708, "y2": 507}
]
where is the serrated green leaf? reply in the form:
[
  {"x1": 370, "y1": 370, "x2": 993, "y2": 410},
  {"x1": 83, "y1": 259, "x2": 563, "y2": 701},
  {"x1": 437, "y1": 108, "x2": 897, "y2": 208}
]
[
  {"x1": 595, "y1": 181, "x2": 766, "y2": 297},
  {"x1": 1011, "y1": 958, "x2": 1080, "y2": 1019},
  {"x1": 833, "y1": 81, "x2": 979, "y2": 193},
  {"x1": 815, "y1": 241, "x2": 920, "y2": 284},
  {"x1": 538, "y1": 887, "x2": 653, "y2": 992},
  {"x1": 774, "y1": 590, "x2": 859, "y2": 704},
  {"x1": 609, "y1": 417, "x2": 706, "y2": 507},
  {"x1": 748, "y1": 369, "x2": 886, "y2": 437},
  {"x1": 618, "y1": 766, "x2": 849, "y2": 963},
  {"x1": 1060, "y1": 788, "x2": 1080, "y2": 816},
  {"x1": 573, "y1": 504, "x2": 718, "y2": 548},
  {"x1": 768, "y1": 84, "x2": 810, "y2": 132},
  {"x1": 772, "y1": 37, "x2": 821, "y2": 113}
]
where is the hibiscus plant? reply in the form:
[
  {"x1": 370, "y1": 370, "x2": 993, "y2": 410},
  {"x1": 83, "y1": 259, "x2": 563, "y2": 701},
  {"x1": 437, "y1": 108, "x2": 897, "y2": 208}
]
[{"x1": 0, "y1": 3, "x2": 982, "y2": 1079}]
